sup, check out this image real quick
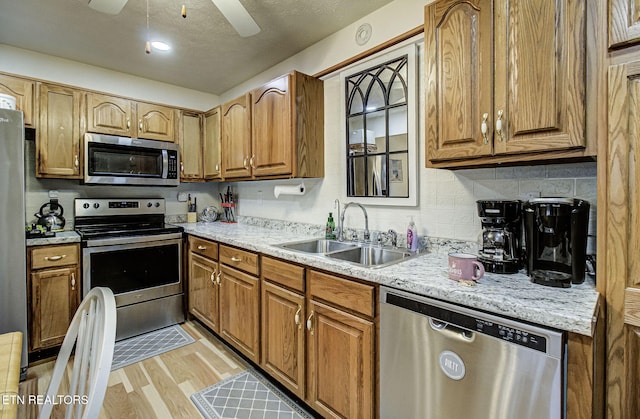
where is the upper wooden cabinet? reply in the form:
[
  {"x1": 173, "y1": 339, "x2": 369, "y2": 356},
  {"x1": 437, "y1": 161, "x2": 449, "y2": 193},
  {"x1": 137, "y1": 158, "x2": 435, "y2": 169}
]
[
  {"x1": 221, "y1": 94, "x2": 252, "y2": 179},
  {"x1": 86, "y1": 92, "x2": 176, "y2": 142},
  {"x1": 0, "y1": 73, "x2": 35, "y2": 127},
  {"x1": 425, "y1": 0, "x2": 587, "y2": 168},
  {"x1": 609, "y1": 0, "x2": 640, "y2": 48},
  {"x1": 220, "y1": 72, "x2": 324, "y2": 180},
  {"x1": 179, "y1": 111, "x2": 203, "y2": 181},
  {"x1": 37, "y1": 83, "x2": 83, "y2": 179},
  {"x1": 250, "y1": 72, "x2": 324, "y2": 178},
  {"x1": 203, "y1": 107, "x2": 222, "y2": 180}
]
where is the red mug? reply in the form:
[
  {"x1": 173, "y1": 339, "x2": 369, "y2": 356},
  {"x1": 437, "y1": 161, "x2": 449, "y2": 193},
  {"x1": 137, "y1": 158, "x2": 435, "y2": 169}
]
[{"x1": 448, "y1": 253, "x2": 485, "y2": 281}]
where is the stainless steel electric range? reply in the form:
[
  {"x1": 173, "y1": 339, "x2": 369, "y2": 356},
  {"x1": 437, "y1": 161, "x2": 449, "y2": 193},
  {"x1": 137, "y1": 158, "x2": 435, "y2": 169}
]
[{"x1": 75, "y1": 198, "x2": 184, "y2": 340}]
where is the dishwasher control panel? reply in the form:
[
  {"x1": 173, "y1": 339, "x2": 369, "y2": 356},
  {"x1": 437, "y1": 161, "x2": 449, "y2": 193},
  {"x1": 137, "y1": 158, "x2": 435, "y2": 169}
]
[{"x1": 385, "y1": 292, "x2": 548, "y2": 353}]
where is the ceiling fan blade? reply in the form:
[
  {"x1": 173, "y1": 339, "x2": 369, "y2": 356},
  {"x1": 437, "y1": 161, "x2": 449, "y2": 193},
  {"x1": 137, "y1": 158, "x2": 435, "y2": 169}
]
[
  {"x1": 84, "y1": 0, "x2": 129, "y2": 15},
  {"x1": 211, "y1": 0, "x2": 261, "y2": 37}
]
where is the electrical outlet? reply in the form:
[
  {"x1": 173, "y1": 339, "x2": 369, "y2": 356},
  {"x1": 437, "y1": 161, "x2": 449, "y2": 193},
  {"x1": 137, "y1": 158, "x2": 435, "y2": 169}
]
[
  {"x1": 177, "y1": 192, "x2": 188, "y2": 202},
  {"x1": 48, "y1": 190, "x2": 59, "y2": 199}
]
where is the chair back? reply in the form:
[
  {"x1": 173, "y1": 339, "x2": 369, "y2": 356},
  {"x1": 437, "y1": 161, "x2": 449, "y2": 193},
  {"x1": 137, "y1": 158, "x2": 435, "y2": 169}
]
[{"x1": 38, "y1": 287, "x2": 116, "y2": 419}]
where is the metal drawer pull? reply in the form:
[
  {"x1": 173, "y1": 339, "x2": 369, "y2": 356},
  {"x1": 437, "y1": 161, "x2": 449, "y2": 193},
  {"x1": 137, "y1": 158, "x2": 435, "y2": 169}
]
[
  {"x1": 306, "y1": 311, "x2": 314, "y2": 334},
  {"x1": 197, "y1": 245, "x2": 207, "y2": 250},
  {"x1": 481, "y1": 113, "x2": 489, "y2": 144},
  {"x1": 230, "y1": 256, "x2": 242, "y2": 262},
  {"x1": 45, "y1": 254, "x2": 66, "y2": 261},
  {"x1": 294, "y1": 306, "x2": 302, "y2": 329},
  {"x1": 495, "y1": 109, "x2": 504, "y2": 142}
]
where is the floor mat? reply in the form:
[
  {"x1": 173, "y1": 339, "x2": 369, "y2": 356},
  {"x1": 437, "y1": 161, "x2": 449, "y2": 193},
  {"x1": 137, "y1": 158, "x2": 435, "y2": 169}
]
[
  {"x1": 111, "y1": 325, "x2": 195, "y2": 371},
  {"x1": 191, "y1": 369, "x2": 314, "y2": 419}
]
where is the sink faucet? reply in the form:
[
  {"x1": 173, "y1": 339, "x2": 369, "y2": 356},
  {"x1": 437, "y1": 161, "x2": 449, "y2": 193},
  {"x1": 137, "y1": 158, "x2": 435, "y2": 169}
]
[
  {"x1": 339, "y1": 202, "x2": 370, "y2": 242},
  {"x1": 388, "y1": 229, "x2": 398, "y2": 248}
]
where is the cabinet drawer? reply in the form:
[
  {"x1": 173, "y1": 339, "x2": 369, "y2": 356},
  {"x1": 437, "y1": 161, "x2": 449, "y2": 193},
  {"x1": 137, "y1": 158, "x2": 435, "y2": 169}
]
[
  {"x1": 190, "y1": 236, "x2": 218, "y2": 260},
  {"x1": 262, "y1": 256, "x2": 304, "y2": 293},
  {"x1": 308, "y1": 270, "x2": 374, "y2": 318},
  {"x1": 220, "y1": 245, "x2": 259, "y2": 276},
  {"x1": 30, "y1": 244, "x2": 79, "y2": 270}
]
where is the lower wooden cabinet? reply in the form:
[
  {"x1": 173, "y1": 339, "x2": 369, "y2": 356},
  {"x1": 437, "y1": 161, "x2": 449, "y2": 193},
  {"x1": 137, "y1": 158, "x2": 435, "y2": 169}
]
[
  {"x1": 219, "y1": 265, "x2": 260, "y2": 363},
  {"x1": 189, "y1": 253, "x2": 220, "y2": 331},
  {"x1": 27, "y1": 244, "x2": 80, "y2": 352}
]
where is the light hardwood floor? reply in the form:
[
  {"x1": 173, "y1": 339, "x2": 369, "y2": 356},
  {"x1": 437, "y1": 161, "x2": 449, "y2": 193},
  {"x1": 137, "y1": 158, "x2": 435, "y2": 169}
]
[{"x1": 21, "y1": 320, "x2": 249, "y2": 418}]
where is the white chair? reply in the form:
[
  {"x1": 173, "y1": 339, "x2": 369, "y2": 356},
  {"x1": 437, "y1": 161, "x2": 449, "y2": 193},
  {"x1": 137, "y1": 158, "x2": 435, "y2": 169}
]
[{"x1": 38, "y1": 287, "x2": 117, "y2": 419}]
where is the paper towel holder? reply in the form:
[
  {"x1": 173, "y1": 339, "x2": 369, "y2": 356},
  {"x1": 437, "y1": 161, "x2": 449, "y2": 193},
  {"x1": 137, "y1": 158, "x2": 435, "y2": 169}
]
[{"x1": 274, "y1": 182, "x2": 306, "y2": 198}]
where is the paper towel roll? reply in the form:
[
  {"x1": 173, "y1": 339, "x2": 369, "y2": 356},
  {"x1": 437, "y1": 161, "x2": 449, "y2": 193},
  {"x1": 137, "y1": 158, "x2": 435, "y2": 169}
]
[{"x1": 274, "y1": 182, "x2": 305, "y2": 198}]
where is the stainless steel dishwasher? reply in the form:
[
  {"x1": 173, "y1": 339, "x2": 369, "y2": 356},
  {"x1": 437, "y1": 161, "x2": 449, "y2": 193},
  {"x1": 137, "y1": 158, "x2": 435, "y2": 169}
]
[{"x1": 380, "y1": 287, "x2": 566, "y2": 419}]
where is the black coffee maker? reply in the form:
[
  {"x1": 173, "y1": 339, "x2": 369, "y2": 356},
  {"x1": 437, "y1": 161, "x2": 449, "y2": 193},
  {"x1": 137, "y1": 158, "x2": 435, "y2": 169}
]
[
  {"x1": 477, "y1": 200, "x2": 523, "y2": 274},
  {"x1": 523, "y1": 198, "x2": 590, "y2": 287}
]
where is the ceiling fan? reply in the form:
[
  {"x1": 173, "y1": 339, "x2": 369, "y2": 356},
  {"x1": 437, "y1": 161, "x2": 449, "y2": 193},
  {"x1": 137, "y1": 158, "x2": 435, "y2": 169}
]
[{"x1": 81, "y1": 0, "x2": 261, "y2": 37}]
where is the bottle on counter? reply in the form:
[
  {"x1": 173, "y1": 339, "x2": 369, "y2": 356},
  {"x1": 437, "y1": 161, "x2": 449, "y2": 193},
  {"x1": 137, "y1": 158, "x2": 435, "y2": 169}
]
[
  {"x1": 326, "y1": 212, "x2": 336, "y2": 239},
  {"x1": 407, "y1": 217, "x2": 418, "y2": 251}
]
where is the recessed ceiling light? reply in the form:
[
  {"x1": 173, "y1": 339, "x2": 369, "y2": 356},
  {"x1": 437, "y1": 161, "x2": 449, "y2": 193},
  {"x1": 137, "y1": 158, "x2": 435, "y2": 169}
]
[{"x1": 151, "y1": 41, "x2": 171, "y2": 51}]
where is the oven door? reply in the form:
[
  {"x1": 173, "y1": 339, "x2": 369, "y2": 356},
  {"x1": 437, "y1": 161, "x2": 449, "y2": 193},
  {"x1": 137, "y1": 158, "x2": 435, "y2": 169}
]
[{"x1": 82, "y1": 237, "x2": 182, "y2": 307}]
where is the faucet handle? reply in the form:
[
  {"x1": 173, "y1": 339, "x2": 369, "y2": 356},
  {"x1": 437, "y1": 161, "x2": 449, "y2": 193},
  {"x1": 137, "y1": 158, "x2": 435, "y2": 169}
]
[{"x1": 351, "y1": 231, "x2": 358, "y2": 242}]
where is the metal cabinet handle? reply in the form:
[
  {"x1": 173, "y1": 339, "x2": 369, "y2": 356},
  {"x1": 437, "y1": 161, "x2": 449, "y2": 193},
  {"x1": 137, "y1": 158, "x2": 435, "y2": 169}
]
[
  {"x1": 481, "y1": 113, "x2": 489, "y2": 144},
  {"x1": 197, "y1": 245, "x2": 207, "y2": 250},
  {"x1": 215, "y1": 163, "x2": 219, "y2": 172},
  {"x1": 71, "y1": 273, "x2": 76, "y2": 291},
  {"x1": 306, "y1": 311, "x2": 314, "y2": 334},
  {"x1": 45, "y1": 254, "x2": 66, "y2": 261},
  {"x1": 127, "y1": 119, "x2": 131, "y2": 129},
  {"x1": 74, "y1": 154, "x2": 79, "y2": 168},
  {"x1": 210, "y1": 267, "x2": 217, "y2": 284},
  {"x1": 230, "y1": 256, "x2": 242, "y2": 262},
  {"x1": 243, "y1": 157, "x2": 248, "y2": 169},
  {"x1": 139, "y1": 119, "x2": 143, "y2": 131},
  {"x1": 180, "y1": 161, "x2": 184, "y2": 173},
  {"x1": 294, "y1": 305, "x2": 302, "y2": 329},
  {"x1": 216, "y1": 270, "x2": 221, "y2": 285},
  {"x1": 495, "y1": 109, "x2": 504, "y2": 142},
  {"x1": 249, "y1": 155, "x2": 255, "y2": 169}
]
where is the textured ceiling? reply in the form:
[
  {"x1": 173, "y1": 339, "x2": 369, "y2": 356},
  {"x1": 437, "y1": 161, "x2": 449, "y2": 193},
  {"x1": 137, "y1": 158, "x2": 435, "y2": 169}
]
[{"x1": 0, "y1": 0, "x2": 394, "y2": 95}]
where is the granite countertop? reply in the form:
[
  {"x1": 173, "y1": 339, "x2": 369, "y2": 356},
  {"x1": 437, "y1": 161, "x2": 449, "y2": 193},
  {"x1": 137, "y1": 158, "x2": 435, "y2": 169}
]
[
  {"x1": 26, "y1": 231, "x2": 81, "y2": 247},
  {"x1": 179, "y1": 221, "x2": 600, "y2": 337}
]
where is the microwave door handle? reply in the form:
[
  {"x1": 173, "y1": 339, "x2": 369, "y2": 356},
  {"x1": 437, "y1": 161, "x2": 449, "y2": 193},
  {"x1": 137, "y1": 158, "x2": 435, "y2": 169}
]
[{"x1": 162, "y1": 149, "x2": 168, "y2": 178}]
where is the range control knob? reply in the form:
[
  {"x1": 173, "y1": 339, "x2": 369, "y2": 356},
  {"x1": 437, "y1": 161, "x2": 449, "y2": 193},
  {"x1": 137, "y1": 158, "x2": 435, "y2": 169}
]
[
  {"x1": 82, "y1": 203, "x2": 89, "y2": 209},
  {"x1": 147, "y1": 202, "x2": 153, "y2": 208},
  {"x1": 93, "y1": 203, "x2": 100, "y2": 209},
  {"x1": 155, "y1": 202, "x2": 160, "y2": 208}
]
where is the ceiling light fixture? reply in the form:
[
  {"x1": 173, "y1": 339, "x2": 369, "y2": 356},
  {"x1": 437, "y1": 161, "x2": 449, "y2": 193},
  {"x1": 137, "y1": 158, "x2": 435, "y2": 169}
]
[{"x1": 151, "y1": 41, "x2": 171, "y2": 51}]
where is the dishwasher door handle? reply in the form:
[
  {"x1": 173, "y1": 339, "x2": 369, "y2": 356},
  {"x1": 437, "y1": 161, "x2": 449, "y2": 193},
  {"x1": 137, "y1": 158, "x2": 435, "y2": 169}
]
[{"x1": 429, "y1": 318, "x2": 475, "y2": 341}]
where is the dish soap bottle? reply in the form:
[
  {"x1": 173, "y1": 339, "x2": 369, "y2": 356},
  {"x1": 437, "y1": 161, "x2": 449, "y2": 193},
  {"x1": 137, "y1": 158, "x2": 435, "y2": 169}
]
[
  {"x1": 325, "y1": 212, "x2": 336, "y2": 239},
  {"x1": 407, "y1": 217, "x2": 418, "y2": 251}
]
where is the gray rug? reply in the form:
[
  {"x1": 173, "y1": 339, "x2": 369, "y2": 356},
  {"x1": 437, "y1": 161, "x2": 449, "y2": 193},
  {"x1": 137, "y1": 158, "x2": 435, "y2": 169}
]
[
  {"x1": 191, "y1": 369, "x2": 314, "y2": 419},
  {"x1": 111, "y1": 325, "x2": 195, "y2": 371}
]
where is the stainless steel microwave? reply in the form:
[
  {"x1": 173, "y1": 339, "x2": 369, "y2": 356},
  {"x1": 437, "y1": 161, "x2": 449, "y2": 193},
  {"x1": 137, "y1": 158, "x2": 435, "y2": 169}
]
[{"x1": 84, "y1": 133, "x2": 179, "y2": 186}]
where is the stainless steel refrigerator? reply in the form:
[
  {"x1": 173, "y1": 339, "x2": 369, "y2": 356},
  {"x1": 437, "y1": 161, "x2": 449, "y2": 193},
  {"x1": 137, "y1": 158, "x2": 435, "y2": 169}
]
[{"x1": 0, "y1": 108, "x2": 28, "y2": 379}]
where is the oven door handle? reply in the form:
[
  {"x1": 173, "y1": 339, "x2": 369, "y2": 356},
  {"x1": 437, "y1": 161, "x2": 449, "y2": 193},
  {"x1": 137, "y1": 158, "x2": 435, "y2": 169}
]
[{"x1": 84, "y1": 232, "x2": 183, "y2": 247}]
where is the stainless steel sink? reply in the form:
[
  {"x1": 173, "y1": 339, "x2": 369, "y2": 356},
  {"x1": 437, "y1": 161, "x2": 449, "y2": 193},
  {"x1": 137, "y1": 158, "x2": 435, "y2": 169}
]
[
  {"x1": 276, "y1": 238, "x2": 358, "y2": 254},
  {"x1": 275, "y1": 238, "x2": 418, "y2": 268},
  {"x1": 326, "y1": 245, "x2": 414, "y2": 268}
]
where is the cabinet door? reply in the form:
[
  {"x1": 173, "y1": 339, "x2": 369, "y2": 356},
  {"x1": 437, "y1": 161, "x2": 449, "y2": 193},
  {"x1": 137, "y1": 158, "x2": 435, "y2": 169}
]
[
  {"x1": 425, "y1": 0, "x2": 493, "y2": 162},
  {"x1": 0, "y1": 74, "x2": 35, "y2": 127},
  {"x1": 179, "y1": 111, "x2": 203, "y2": 181},
  {"x1": 37, "y1": 83, "x2": 82, "y2": 178},
  {"x1": 493, "y1": 0, "x2": 586, "y2": 155},
  {"x1": 30, "y1": 266, "x2": 80, "y2": 351},
  {"x1": 137, "y1": 102, "x2": 176, "y2": 142},
  {"x1": 221, "y1": 94, "x2": 252, "y2": 178},
  {"x1": 188, "y1": 253, "x2": 219, "y2": 332},
  {"x1": 203, "y1": 107, "x2": 222, "y2": 180},
  {"x1": 610, "y1": 0, "x2": 640, "y2": 48},
  {"x1": 251, "y1": 75, "x2": 293, "y2": 177},
  {"x1": 219, "y1": 265, "x2": 260, "y2": 363},
  {"x1": 86, "y1": 92, "x2": 134, "y2": 136},
  {"x1": 261, "y1": 281, "x2": 305, "y2": 399},
  {"x1": 306, "y1": 299, "x2": 373, "y2": 419}
]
